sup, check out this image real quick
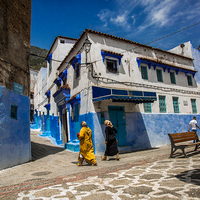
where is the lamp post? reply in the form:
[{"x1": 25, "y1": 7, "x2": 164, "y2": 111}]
[
  {"x1": 83, "y1": 36, "x2": 91, "y2": 63},
  {"x1": 82, "y1": 36, "x2": 92, "y2": 121}
]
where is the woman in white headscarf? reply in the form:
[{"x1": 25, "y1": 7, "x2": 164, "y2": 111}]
[{"x1": 102, "y1": 120, "x2": 119, "y2": 161}]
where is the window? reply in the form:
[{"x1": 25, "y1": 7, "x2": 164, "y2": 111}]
[
  {"x1": 187, "y1": 75, "x2": 193, "y2": 86},
  {"x1": 159, "y1": 96, "x2": 166, "y2": 113},
  {"x1": 191, "y1": 99, "x2": 197, "y2": 114},
  {"x1": 143, "y1": 102, "x2": 152, "y2": 113},
  {"x1": 141, "y1": 65, "x2": 148, "y2": 80},
  {"x1": 11, "y1": 105, "x2": 18, "y2": 120},
  {"x1": 156, "y1": 69, "x2": 163, "y2": 82},
  {"x1": 170, "y1": 72, "x2": 176, "y2": 84},
  {"x1": 60, "y1": 39, "x2": 65, "y2": 44},
  {"x1": 106, "y1": 59, "x2": 117, "y2": 73},
  {"x1": 173, "y1": 97, "x2": 179, "y2": 113},
  {"x1": 75, "y1": 64, "x2": 80, "y2": 78},
  {"x1": 47, "y1": 53, "x2": 52, "y2": 75}
]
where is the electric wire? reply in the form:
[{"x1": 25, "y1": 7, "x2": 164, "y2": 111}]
[{"x1": 30, "y1": 21, "x2": 200, "y2": 65}]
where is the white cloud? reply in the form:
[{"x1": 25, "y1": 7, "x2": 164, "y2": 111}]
[
  {"x1": 97, "y1": 9, "x2": 112, "y2": 27},
  {"x1": 97, "y1": 0, "x2": 200, "y2": 36}
]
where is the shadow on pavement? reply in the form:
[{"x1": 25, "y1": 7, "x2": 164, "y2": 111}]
[
  {"x1": 175, "y1": 169, "x2": 200, "y2": 186},
  {"x1": 170, "y1": 149, "x2": 200, "y2": 158},
  {"x1": 31, "y1": 141, "x2": 65, "y2": 161},
  {"x1": 119, "y1": 147, "x2": 160, "y2": 155}
]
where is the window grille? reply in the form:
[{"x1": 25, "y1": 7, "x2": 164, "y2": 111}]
[
  {"x1": 141, "y1": 66, "x2": 148, "y2": 80},
  {"x1": 173, "y1": 97, "x2": 179, "y2": 113},
  {"x1": 191, "y1": 99, "x2": 197, "y2": 114},
  {"x1": 75, "y1": 64, "x2": 80, "y2": 78},
  {"x1": 159, "y1": 96, "x2": 166, "y2": 113},
  {"x1": 106, "y1": 59, "x2": 117, "y2": 73},
  {"x1": 156, "y1": 69, "x2": 163, "y2": 82},
  {"x1": 11, "y1": 105, "x2": 18, "y2": 120},
  {"x1": 170, "y1": 72, "x2": 176, "y2": 84},
  {"x1": 143, "y1": 102, "x2": 152, "y2": 113},
  {"x1": 187, "y1": 75, "x2": 193, "y2": 86}
]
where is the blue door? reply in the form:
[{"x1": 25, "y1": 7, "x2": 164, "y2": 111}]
[{"x1": 108, "y1": 106, "x2": 126, "y2": 146}]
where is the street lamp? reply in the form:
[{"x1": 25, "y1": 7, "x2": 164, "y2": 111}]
[{"x1": 83, "y1": 36, "x2": 91, "y2": 63}]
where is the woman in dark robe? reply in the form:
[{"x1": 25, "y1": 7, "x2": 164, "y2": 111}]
[{"x1": 102, "y1": 120, "x2": 120, "y2": 161}]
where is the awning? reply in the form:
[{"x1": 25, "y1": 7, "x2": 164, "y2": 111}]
[{"x1": 92, "y1": 86, "x2": 157, "y2": 103}]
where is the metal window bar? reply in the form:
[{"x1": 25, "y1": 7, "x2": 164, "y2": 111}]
[
  {"x1": 173, "y1": 97, "x2": 179, "y2": 113},
  {"x1": 159, "y1": 95, "x2": 166, "y2": 113},
  {"x1": 143, "y1": 102, "x2": 152, "y2": 113},
  {"x1": 191, "y1": 99, "x2": 197, "y2": 114},
  {"x1": 11, "y1": 105, "x2": 18, "y2": 120}
]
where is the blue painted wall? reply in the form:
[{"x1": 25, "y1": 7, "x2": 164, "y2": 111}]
[
  {"x1": 78, "y1": 111, "x2": 200, "y2": 155},
  {"x1": 0, "y1": 86, "x2": 31, "y2": 170},
  {"x1": 127, "y1": 113, "x2": 200, "y2": 150}
]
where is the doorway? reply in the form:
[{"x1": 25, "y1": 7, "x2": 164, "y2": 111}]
[
  {"x1": 108, "y1": 106, "x2": 127, "y2": 146},
  {"x1": 62, "y1": 109, "x2": 68, "y2": 144}
]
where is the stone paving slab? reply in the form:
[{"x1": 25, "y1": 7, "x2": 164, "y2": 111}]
[
  {"x1": 1, "y1": 130, "x2": 200, "y2": 199},
  {"x1": 1, "y1": 155, "x2": 200, "y2": 199}
]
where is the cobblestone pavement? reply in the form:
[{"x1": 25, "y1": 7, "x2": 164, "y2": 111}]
[
  {"x1": 13, "y1": 156, "x2": 200, "y2": 200},
  {"x1": 0, "y1": 130, "x2": 200, "y2": 199}
]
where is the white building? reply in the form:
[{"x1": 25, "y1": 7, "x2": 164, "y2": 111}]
[
  {"x1": 34, "y1": 67, "x2": 47, "y2": 115},
  {"x1": 52, "y1": 29, "x2": 200, "y2": 154},
  {"x1": 46, "y1": 36, "x2": 77, "y2": 117},
  {"x1": 30, "y1": 68, "x2": 38, "y2": 121},
  {"x1": 169, "y1": 41, "x2": 200, "y2": 89}
]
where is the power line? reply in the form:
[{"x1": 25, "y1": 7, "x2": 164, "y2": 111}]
[
  {"x1": 145, "y1": 21, "x2": 200, "y2": 45},
  {"x1": 30, "y1": 21, "x2": 200, "y2": 67}
]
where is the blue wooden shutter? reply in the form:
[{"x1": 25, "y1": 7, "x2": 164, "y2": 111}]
[
  {"x1": 170, "y1": 72, "x2": 176, "y2": 84},
  {"x1": 187, "y1": 76, "x2": 193, "y2": 86},
  {"x1": 141, "y1": 66, "x2": 148, "y2": 80},
  {"x1": 156, "y1": 69, "x2": 163, "y2": 82}
]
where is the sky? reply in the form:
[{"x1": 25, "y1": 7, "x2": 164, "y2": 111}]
[{"x1": 31, "y1": 0, "x2": 200, "y2": 51}]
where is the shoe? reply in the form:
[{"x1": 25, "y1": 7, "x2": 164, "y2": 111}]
[
  {"x1": 92, "y1": 163, "x2": 97, "y2": 166},
  {"x1": 101, "y1": 156, "x2": 107, "y2": 160},
  {"x1": 115, "y1": 158, "x2": 120, "y2": 161},
  {"x1": 77, "y1": 163, "x2": 83, "y2": 166}
]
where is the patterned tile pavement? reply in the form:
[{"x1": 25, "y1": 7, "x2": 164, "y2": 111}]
[
  {"x1": 1, "y1": 130, "x2": 200, "y2": 200},
  {"x1": 2, "y1": 156, "x2": 199, "y2": 200}
]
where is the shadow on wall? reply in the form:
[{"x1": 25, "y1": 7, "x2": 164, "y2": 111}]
[
  {"x1": 126, "y1": 112, "x2": 152, "y2": 150},
  {"x1": 129, "y1": 113, "x2": 200, "y2": 150}
]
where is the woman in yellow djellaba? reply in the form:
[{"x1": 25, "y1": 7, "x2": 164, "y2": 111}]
[{"x1": 77, "y1": 121, "x2": 97, "y2": 166}]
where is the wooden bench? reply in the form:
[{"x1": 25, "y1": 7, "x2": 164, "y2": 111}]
[{"x1": 168, "y1": 131, "x2": 200, "y2": 158}]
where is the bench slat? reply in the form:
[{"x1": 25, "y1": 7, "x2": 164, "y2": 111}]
[{"x1": 169, "y1": 132, "x2": 198, "y2": 143}]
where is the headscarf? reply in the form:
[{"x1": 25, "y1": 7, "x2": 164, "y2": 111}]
[
  {"x1": 81, "y1": 121, "x2": 87, "y2": 127},
  {"x1": 104, "y1": 120, "x2": 113, "y2": 128}
]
